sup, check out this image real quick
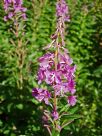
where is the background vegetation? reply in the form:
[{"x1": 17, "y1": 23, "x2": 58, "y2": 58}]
[{"x1": 0, "y1": 0, "x2": 102, "y2": 135}]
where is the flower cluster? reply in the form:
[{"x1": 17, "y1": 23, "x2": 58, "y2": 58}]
[
  {"x1": 32, "y1": 88, "x2": 51, "y2": 105},
  {"x1": 37, "y1": 50, "x2": 76, "y2": 107},
  {"x1": 56, "y1": 0, "x2": 70, "y2": 22},
  {"x1": 32, "y1": 0, "x2": 77, "y2": 123},
  {"x1": 4, "y1": 0, "x2": 26, "y2": 21}
]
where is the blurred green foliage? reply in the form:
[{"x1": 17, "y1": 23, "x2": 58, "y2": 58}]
[{"x1": 0, "y1": 0, "x2": 102, "y2": 135}]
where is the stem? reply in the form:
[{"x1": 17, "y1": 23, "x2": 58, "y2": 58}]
[
  {"x1": 14, "y1": 17, "x2": 24, "y2": 89},
  {"x1": 54, "y1": 33, "x2": 59, "y2": 109},
  {"x1": 44, "y1": 125, "x2": 52, "y2": 136},
  {"x1": 54, "y1": 48, "x2": 58, "y2": 109}
]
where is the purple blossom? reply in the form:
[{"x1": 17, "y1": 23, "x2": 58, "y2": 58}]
[
  {"x1": 68, "y1": 79, "x2": 76, "y2": 94},
  {"x1": 53, "y1": 83, "x2": 68, "y2": 96},
  {"x1": 32, "y1": 88, "x2": 51, "y2": 105},
  {"x1": 64, "y1": 65, "x2": 76, "y2": 81},
  {"x1": 22, "y1": 13, "x2": 26, "y2": 20},
  {"x1": 68, "y1": 96, "x2": 77, "y2": 106},
  {"x1": 37, "y1": 52, "x2": 76, "y2": 97},
  {"x1": 38, "y1": 53, "x2": 54, "y2": 69},
  {"x1": 58, "y1": 53, "x2": 73, "y2": 65},
  {"x1": 53, "y1": 84, "x2": 63, "y2": 96},
  {"x1": 56, "y1": 0, "x2": 68, "y2": 16},
  {"x1": 4, "y1": 16, "x2": 8, "y2": 21},
  {"x1": 38, "y1": 68, "x2": 45, "y2": 84},
  {"x1": 4, "y1": 0, "x2": 27, "y2": 21},
  {"x1": 8, "y1": 12, "x2": 14, "y2": 19},
  {"x1": 45, "y1": 70, "x2": 61, "y2": 85},
  {"x1": 38, "y1": 53, "x2": 54, "y2": 62},
  {"x1": 56, "y1": 0, "x2": 70, "y2": 22},
  {"x1": 52, "y1": 109, "x2": 59, "y2": 120}
]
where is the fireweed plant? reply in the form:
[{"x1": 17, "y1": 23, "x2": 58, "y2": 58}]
[
  {"x1": 32, "y1": 0, "x2": 79, "y2": 135},
  {"x1": 3, "y1": 0, "x2": 27, "y2": 89}
]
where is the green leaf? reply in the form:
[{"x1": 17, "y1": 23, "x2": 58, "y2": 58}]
[
  {"x1": 16, "y1": 104, "x2": 23, "y2": 110},
  {"x1": 68, "y1": 106, "x2": 78, "y2": 115},
  {"x1": 4, "y1": 130, "x2": 10, "y2": 135},
  {"x1": 59, "y1": 104, "x2": 69, "y2": 114},
  {"x1": 7, "y1": 103, "x2": 13, "y2": 112},
  {"x1": 61, "y1": 114, "x2": 81, "y2": 121},
  {"x1": 61, "y1": 119, "x2": 74, "y2": 129},
  {"x1": 0, "y1": 120, "x2": 3, "y2": 127}
]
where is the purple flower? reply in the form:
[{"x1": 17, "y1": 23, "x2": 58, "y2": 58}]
[
  {"x1": 14, "y1": 0, "x2": 23, "y2": 5},
  {"x1": 56, "y1": 0, "x2": 68, "y2": 16},
  {"x1": 32, "y1": 88, "x2": 51, "y2": 105},
  {"x1": 53, "y1": 83, "x2": 68, "y2": 96},
  {"x1": 37, "y1": 50, "x2": 76, "y2": 98},
  {"x1": 43, "y1": 90, "x2": 51, "y2": 105},
  {"x1": 4, "y1": 0, "x2": 26, "y2": 21},
  {"x1": 56, "y1": 0, "x2": 70, "y2": 22},
  {"x1": 52, "y1": 109, "x2": 59, "y2": 120},
  {"x1": 65, "y1": 65, "x2": 76, "y2": 81},
  {"x1": 38, "y1": 53, "x2": 54, "y2": 69},
  {"x1": 38, "y1": 68, "x2": 45, "y2": 84},
  {"x1": 68, "y1": 79, "x2": 76, "y2": 94},
  {"x1": 4, "y1": 16, "x2": 8, "y2": 21},
  {"x1": 22, "y1": 13, "x2": 26, "y2": 20},
  {"x1": 45, "y1": 70, "x2": 61, "y2": 85},
  {"x1": 8, "y1": 12, "x2": 14, "y2": 19},
  {"x1": 67, "y1": 96, "x2": 77, "y2": 106},
  {"x1": 58, "y1": 53, "x2": 73, "y2": 65},
  {"x1": 53, "y1": 84, "x2": 64, "y2": 96}
]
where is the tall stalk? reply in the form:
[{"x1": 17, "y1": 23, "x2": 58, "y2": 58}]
[
  {"x1": 3, "y1": 0, "x2": 27, "y2": 89},
  {"x1": 32, "y1": 0, "x2": 78, "y2": 135}
]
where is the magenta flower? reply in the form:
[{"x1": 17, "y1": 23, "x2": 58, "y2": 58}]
[
  {"x1": 32, "y1": 88, "x2": 51, "y2": 105},
  {"x1": 37, "y1": 52, "x2": 76, "y2": 96},
  {"x1": 38, "y1": 68, "x2": 45, "y2": 84},
  {"x1": 68, "y1": 96, "x2": 77, "y2": 106},
  {"x1": 45, "y1": 70, "x2": 61, "y2": 85},
  {"x1": 8, "y1": 12, "x2": 14, "y2": 19},
  {"x1": 53, "y1": 84, "x2": 64, "y2": 96},
  {"x1": 4, "y1": 0, "x2": 27, "y2": 21},
  {"x1": 67, "y1": 78, "x2": 76, "y2": 94},
  {"x1": 52, "y1": 109, "x2": 59, "y2": 120},
  {"x1": 53, "y1": 83, "x2": 68, "y2": 96},
  {"x1": 38, "y1": 53, "x2": 54, "y2": 62},
  {"x1": 38, "y1": 53, "x2": 54, "y2": 69},
  {"x1": 4, "y1": 16, "x2": 8, "y2": 21},
  {"x1": 58, "y1": 53, "x2": 73, "y2": 65},
  {"x1": 56, "y1": 0, "x2": 70, "y2": 22}
]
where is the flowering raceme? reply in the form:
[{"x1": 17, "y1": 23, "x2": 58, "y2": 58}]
[
  {"x1": 3, "y1": 0, "x2": 27, "y2": 89},
  {"x1": 32, "y1": 0, "x2": 77, "y2": 134},
  {"x1": 36, "y1": 51, "x2": 76, "y2": 103},
  {"x1": 4, "y1": 0, "x2": 26, "y2": 21}
]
